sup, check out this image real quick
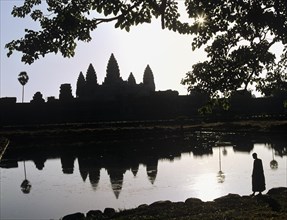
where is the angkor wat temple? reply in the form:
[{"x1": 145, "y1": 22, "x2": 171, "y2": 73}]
[
  {"x1": 0, "y1": 53, "x2": 287, "y2": 125},
  {"x1": 74, "y1": 53, "x2": 156, "y2": 101}
]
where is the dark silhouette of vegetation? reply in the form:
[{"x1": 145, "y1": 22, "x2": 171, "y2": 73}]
[
  {"x1": 180, "y1": 1, "x2": 287, "y2": 99},
  {"x1": 31, "y1": 91, "x2": 45, "y2": 104},
  {"x1": 18, "y1": 71, "x2": 29, "y2": 103},
  {"x1": 20, "y1": 161, "x2": 31, "y2": 194},
  {"x1": 5, "y1": 1, "x2": 287, "y2": 101}
]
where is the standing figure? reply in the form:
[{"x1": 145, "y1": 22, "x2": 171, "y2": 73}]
[{"x1": 251, "y1": 153, "x2": 266, "y2": 196}]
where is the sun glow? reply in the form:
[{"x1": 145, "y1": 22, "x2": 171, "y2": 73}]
[
  {"x1": 196, "y1": 14, "x2": 206, "y2": 26},
  {"x1": 192, "y1": 173, "x2": 223, "y2": 201}
]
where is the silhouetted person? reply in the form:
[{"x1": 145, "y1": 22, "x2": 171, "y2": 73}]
[{"x1": 251, "y1": 153, "x2": 266, "y2": 196}]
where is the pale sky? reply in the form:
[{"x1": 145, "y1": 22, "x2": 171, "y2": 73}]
[{"x1": 0, "y1": 0, "x2": 207, "y2": 102}]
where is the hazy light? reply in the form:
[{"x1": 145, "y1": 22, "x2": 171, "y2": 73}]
[
  {"x1": 192, "y1": 173, "x2": 222, "y2": 201},
  {"x1": 196, "y1": 14, "x2": 206, "y2": 26}
]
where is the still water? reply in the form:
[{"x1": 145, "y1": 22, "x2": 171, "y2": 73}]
[{"x1": 0, "y1": 132, "x2": 287, "y2": 220}]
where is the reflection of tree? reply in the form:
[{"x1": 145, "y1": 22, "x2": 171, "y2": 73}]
[
  {"x1": 21, "y1": 161, "x2": 32, "y2": 194},
  {"x1": 33, "y1": 156, "x2": 46, "y2": 170},
  {"x1": 270, "y1": 148, "x2": 278, "y2": 170},
  {"x1": 233, "y1": 141, "x2": 254, "y2": 153},
  {"x1": 271, "y1": 140, "x2": 287, "y2": 157},
  {"x1": 21, "y1": 179, "x2": 32, "y2": 194},
  {"x1": 217, "y1": 146, "x2": 225, "y2": 183},
  {"x1": 222, "y1": 147, "x2": 227, "y2": 156}
]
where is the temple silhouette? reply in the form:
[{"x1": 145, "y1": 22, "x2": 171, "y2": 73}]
[
  {"x1": 0, "y1": 53, "x2": 287, "y2": 125},
  {"x1": 75, "y1": 53, "x2": 156, "y2": 101}
]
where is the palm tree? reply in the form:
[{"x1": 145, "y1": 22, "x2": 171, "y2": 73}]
[
  {"x1": 18, "y1": 71, "x2": 29, "y2": 103},
  {"x1": 20, "y1": 161, "x2": 32, "y2": 194}
]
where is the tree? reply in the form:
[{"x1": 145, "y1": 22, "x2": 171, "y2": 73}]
[
  {"x1": 6, "y1": 1, "x2": 182, "y2": 64},
  {"x1": 6, "y1": 1, "x2": 287, "y2": 98},
  {"x1": 104, "y1": 53, "x2": 122, "y2": 85},
  {"x1": 31, "y1": 91, "x2": 45, "y2": 103},
  {"x1": 18, "y1": 71, "x2": 29, "y2": 103},
  {"x1": 143, "y1": 65, "x2": 155, "y2": 92},
  {"x1": 181, "y1": 1, "x2": 287, "y2": 99},
  {"x1": 76, "y1": 71, "x2": 86, "y2": 98}
]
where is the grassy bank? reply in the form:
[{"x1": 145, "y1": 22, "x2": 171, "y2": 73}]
[{"x1": 1, "y1": 119, "x2": 287, "y2": 141}]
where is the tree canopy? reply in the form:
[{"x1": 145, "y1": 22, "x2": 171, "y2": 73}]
[
  {"x1": 182, "y1": 0, "x2": 287, "y2": 98},
  {"x1": 5, "y1": 0, "x2": 287, "y2": 98}
]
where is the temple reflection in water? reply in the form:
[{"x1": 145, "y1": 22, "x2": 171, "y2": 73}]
[{"x1": 1, "y1": 131, "x2": 286, "y2": 199}]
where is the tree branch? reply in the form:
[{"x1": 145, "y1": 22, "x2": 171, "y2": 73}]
[{"x1": 94, "y1": 1, "x2": 143, "y2": 26}]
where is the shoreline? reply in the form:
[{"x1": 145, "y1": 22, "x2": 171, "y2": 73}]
[
  {"x1": 1, "y1": 119, "x2": 287, "y2": 143},
  {"x1": 62, "y1": 187, "x2": 287, "y2": 220},
  {"x1": 0, "y1": 137, "x2": 9, "y2": 161}
]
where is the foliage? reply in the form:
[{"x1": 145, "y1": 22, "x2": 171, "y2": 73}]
[
  {"x1": 18, "y1": 71, "x2": 29, "y2": 86},
  {"x1": 182, "y1": 0, "x2": 287, "y2": 98},
  {"x1": 6, "y1": 0, "x2": 182, "y2": 64},
  {"x1": 31, "y1": 91, "x2": 45, "y2": 103},
  {"x1": 18, "y1": 71, "x2": 29, "y2": 103},
  {"x1": 5, "y1": 0, "x2": 287, "y2": 98}
]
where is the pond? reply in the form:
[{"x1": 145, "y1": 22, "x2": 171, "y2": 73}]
[{"x1": 0, "y1": 131, "x2": 286, "y2": 220}]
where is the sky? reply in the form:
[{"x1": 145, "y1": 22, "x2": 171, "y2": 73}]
[{"x1": 0, "y1": 0, "x2": 207, "y2": 103}]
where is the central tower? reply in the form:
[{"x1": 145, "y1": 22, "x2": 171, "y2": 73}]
[{"x1": 103, "y1": 53, "x2": 123, "y2": 85}]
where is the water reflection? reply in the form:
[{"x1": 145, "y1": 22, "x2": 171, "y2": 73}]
[
  {"x1": 270, "y1": 147, "x2": 279, "y2": 170},
  {"x1": 20, "y1": 161, "x2": 32, "y2": 194},
  {"x1": 61, "y1": 155, "x2": 76, "y2": 174},
  {"x1": 71, "y1": 154, "x2": 160, "y2": 198},
  {"x1": 217, "y1": 145, "x2": 225, "y2": 183},
  {"x1": 1, "y1": 131, "x2": 287, "y2": 200}
]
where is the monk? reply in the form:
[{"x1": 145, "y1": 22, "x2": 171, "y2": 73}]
[{"x1": 251, "y1": 153, "x2": 266, "y2": 196}]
